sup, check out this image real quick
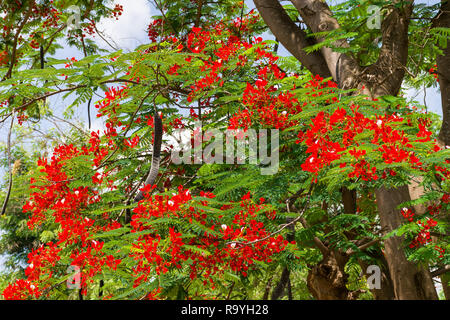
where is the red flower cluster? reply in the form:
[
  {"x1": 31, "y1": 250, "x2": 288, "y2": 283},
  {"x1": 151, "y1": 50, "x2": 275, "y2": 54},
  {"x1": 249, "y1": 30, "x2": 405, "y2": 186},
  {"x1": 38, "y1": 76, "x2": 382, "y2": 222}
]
[
  {"x1": 409, "y1": 218, "x2": 438, "y2": 248},
  {"x1": 4, "y1": 151, "x2": 122, "y2": 299},
  {"x1": 300, "y1": 107, "x2": 345, "y2": 176},
  {"x1": 69, "y1": 240, "x2": 121, "y2": 294},
  {"x1": 32, "y1": 3, "x2": 61, "y2": 30},
  {"x1": 435, "y1": 246, "x2": 445, "y2": 258},
  {"x1": 0, "y1": 50, "x2": 7, "y2": 66},
  {"x1": 95, "y1": 86, "x2": 128, "y2": 121},
  {"x1": 64, "y1": 57, "x2": 78, "y2": 69},
  {"x1": 25, "y1": 242, "x2": 62, "y2": 282},
  {"x1": 2, "y1": 81, "x2": 132, "y2": 299},
  {"x1": 429, "y1": 64, "x2": 439, "y2": 82},
  {"x1": 109, "y1": 4, "x2": 123, "y2": 20},
  {"x1": 401, "y1": 207, "x2": 415, "y2": 222},
  {"x1": 6, "y1": 137, "x2": 123, "y2": 297},
  {"x1": 147, "y1": 19, "x2": 164, "y2": 43},
  {"x1": 167, "y1": 63, "x2": 181, "y2": 75},
  {"x1": 297, "y1": 99, "x2": 431, "y2": 181},
  {"x1": 130, "y1": 187, "x2": 288, "y2": 288},
  {"x1": 2, "y1": 279, "x2": 41, "y2": 300},
  {"x1": 187, "y1": 27, "x2": 211, "y2": 54},
  {"x1": 124, "y1": 135, "x2": 140, "y2": 149},
  {"x1": 400, "y1": 209, "x2": 443, "y2": 251},
  {"x1": 427, "y1": 193, "x2": 449, "y2": 216},
  {"x1": 231, "y1": 9, "x2": 259, "y2": 35}
]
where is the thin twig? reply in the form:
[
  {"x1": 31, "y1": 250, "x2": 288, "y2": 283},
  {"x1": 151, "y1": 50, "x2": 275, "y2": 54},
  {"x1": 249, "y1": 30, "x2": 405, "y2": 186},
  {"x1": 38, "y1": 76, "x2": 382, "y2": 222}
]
[
  {"x1": 15, "y1": 78, "x2": 140, "y2": 113},
  {"x1": 49, "y1": 114, "x2": 90, "y2": 137},
  {"x1": 1, "y1": 113, "x2": 15, "y2": 216},
  {"x1": 3, "y1": 1, "x2": 35, "y2": 80}
]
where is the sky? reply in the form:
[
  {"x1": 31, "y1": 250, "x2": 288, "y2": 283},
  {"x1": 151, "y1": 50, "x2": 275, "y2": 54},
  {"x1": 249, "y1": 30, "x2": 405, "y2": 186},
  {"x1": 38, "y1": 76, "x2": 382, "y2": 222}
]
[{"x1": 0, "y1": 0, "x2": 445, "y2": 271}]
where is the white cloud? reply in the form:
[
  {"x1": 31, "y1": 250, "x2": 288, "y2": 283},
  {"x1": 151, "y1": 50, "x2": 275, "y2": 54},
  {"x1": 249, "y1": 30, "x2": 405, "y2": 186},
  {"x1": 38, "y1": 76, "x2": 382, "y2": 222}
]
[{"x1": 93, "y1": 0, "x2": 152, "y2": 51}]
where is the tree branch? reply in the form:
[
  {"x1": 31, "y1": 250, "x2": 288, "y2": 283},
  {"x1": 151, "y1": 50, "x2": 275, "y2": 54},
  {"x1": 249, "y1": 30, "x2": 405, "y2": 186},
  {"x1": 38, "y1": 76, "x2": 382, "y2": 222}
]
[
  {"x1": 15, "y1": 78, "x2": 140, "y2": 113},
  {"x1": 431, "y1": 265, "x2": 450, "y2": 278},
  {"x1": 1, "y1": 113, "x2": 15, "y2": 216},
  {"x1": 253, "y1": 0, "x2": 331, "y2": 78},
  {"x1": 372, "y1": 1, "x2": 413, "y2": 96},
  {"x1": 3, "y1": 1, "x2": 35, "y2": 80},
  {"x1": 433, "y1": 0, "x2": 450, "y2": 145},
  {"x1": 290, "y1": 0, "x2": 359, "y2": 85}
]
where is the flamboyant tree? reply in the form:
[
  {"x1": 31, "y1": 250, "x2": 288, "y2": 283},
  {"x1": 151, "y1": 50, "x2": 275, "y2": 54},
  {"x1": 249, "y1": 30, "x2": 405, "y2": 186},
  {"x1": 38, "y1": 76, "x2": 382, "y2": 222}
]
[
  {"x1": 254, "y1": 0, "x2": 450, "y2": 300},
  {"x1": 0, "y1": 0, "x2": 448, "y2": 300}
]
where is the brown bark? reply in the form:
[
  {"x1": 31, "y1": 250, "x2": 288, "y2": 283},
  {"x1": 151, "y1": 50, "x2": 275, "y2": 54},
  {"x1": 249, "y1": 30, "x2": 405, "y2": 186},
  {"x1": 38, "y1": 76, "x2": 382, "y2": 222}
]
[
  {"x1": 375, "y1": 186, "x2": 438, "y2": 299},
  {"x1": 253, "y1": 0, "x2": 331, "y2": 78},
  {"x1": 341, "y1": 188, "x2": 396, "y2": 299},
  {"x1": 298, "y1": 208, "x2": 353, "y2": 300},
  {"x1": 358, "y1": 254, "x2": 395, "y2": 300},
  {"x1": 305, "y1": 189, "x2": 395, "y2": 300},
  {"x1": 271, "y1": 267, "x2": 291, "y2": 300},
  {"x1": 341, "y1": 187, "x2": 356, "y2": 214},
  {"x1": 433, "y1": 0, "x2": 450, "y2": 146},
  {"x1": 441, "y1": 273, "x2": 450, "y2": 300},
  {"x1": 370, "y1": 4, "x2": 411, "y2": 96},
  {"x1": 307, "y1": 250, "x2": 351, "y2": 300},
  {"x1": 290, "y1": 0, "x2": 360, "y2": 87},
  {"x1": 408, "y1": 177, "x2": 429, "y2": 215},
  {"x1": 306, "y1": 243, "x2": 394, "y2": 300}
]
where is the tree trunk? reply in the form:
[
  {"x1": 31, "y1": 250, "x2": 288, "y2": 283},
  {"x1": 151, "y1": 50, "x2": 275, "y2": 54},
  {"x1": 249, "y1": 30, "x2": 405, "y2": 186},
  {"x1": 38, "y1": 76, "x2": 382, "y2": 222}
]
[
  {"x1": 441, "y1": 273, "x2": 450, "y2": 300},
  {"x1": 358, "y1": 255, "x2": 395, "y2": 300},
  {"x1": 271, "y1": 267, "x2": 291, "y2": 300},
  {"x1": 375, "y1": 186, "x2": 439, "y2": 299},
  {"x1": 434, "y1": 0, "x2": 450, "y2": 145},
  {"x1": 304, "y1": 189, "x2": 354, "y2": 300},
  {"x1": 307, "y1": 251, "x2": 351, "y2": 300},
  {"x1": 342, "y1": 187, "x2": 396, "y2": 299}
]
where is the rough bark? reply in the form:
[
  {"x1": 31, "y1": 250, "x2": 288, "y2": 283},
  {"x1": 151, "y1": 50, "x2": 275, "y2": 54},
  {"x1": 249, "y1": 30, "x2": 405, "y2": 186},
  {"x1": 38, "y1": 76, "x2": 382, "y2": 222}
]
[
  {"x1": 290, "y1": 0, "x2": 360, "y2": 87},
  {"x1": 369, "y1": 4, "x2": 411, "y2": 96},
  {"x1": 253, "y1": 0, "x2": 331, "y2": 78},
  {"x1": 433, "y1": 0, "x2": 450, "y2": 145},
  {"x1": 408, "y1": 177, "x2": 429, "y2": 215},
  {"x1": 375, "y1": 186, "x2": 438, "y2": 299},
  {"x1": 297, "y1": 206, "x2": 354, "y2": 300},
  {"x1": 271, "y1": 267, "x2": 291, "y2": 300},
  {"x1": 358, "y1": 254, "x2": 396, "y2": 300},
  {"x1": 441, "y1": 273, "x2": 450, "y2": 300},
  {"x1": 306, "y1": 245, "x2": 395, "y2": 300},
  {"x1": 307, "y1": 250, "x2": 351, "y2": 300},
  {"x1": 341, "y1": 187, "x2": 396, "y2": 299},
  {"x1": 341, "y1": 187, "x2": 356, "y2": 214},
  {"x1": 304, "y1": 190, "x2": 394, "y2": 300}
]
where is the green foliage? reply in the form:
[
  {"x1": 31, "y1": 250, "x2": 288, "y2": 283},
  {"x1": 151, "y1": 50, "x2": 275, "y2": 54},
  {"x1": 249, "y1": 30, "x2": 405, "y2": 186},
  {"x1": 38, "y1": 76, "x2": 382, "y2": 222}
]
[{"x1": 0, "y1": 0, "x2": 448, "y2": 301}]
